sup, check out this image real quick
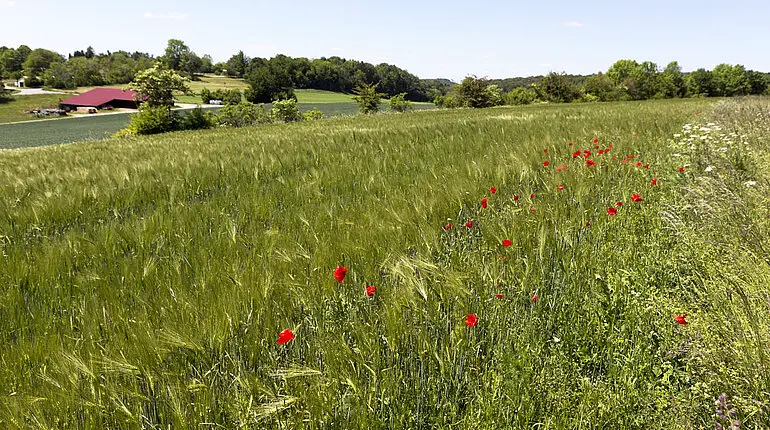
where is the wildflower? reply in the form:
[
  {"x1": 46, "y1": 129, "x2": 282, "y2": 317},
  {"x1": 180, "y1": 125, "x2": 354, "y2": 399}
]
[
  {"x1": 490, "y1": 187, "x2": 497, "y2": 194},
  {"x1": 607, "y1": 207, "x2": 617, "y2": 216},
  {"x1": 626, "y1": 154, "x2": 635, "y2": 159},
  {"x1": 631, "y1": 193, "x2": 643, "y2": 202},
  {"x1": 530, "y1": 194, "x2": 535, "y2": 199},
  {"x1": 502, "y1": 239, "x2": 512, "y2": 247},
  {"x1": 514, "y1": 195, "x2": 519, "y2": 201},
  {"x1": 598, "y1": 150, "x2": 604, "y2": 155},
  {"x1": 465, "y1": 220, "x2": 473, "y2": 228},
  {"x1": 651, "y1": 178, "x2": 658, "y2": 185},
  {"x1": 636, "y1": 162, "x2": 642, "y2": 167},
  {"x1": 674, "y1": 313, "x2": 688, "y2": 325},
  {"x1": 644, "y1": 164, "x2": 650, "y2": 169},
  {"x1": 569, "y1": 141, "x2": 574, "y2": 145},
  {"x1": 586, "y1": 159, "x2": 596, "y2": 167},
  {"x1": 532, "y1": 293, "x2": 538, "y2": 302},
  {"x1": 543, "y1": 148, "x2": 548, "y2": 153},
  {"x1": 334, "y1": 266, "x2": 348, "y2": 284},
  {"x1": 366, "y1": 285, "x2": 376, "y2": 297},
  {"x1": 557, "y1": 184, "x2": 564, "y2": 191},
  {"x1": 595, "y1": 145, "x2": 599, "y2": 149},
  {"x1": 678, "y1": 167, "x2": 685, "y2": 172},
  {"x1": 705, "y1": 166, "x2": 713, "y2": 172},
  {"x1": 585, "y1": 221, "x2": 591, "y2": 227},
  {"x1": 583, "y1": 150, "x2": 591, "y2": 157},
  {"x1": 557, "y1": 164, "x2": 568, "y2": 172},
  {"x1": 277, "y1": 329, "x2": 295, "y2": 345},
  {"x1": 543, "y1": 161, "x2": 550, "y2": 167},
  {"x1": 482, "y1": 198, "x2": 488, "y2": 209},
  {"x1": 530, "y1": 206, "x2": 536, "y2": 211},
  {"x1": 634, "y1": 135, "x2": 638, "y2": 140},
  {"x1": 616, "y1": 201, "x2": 623, "y2": 207},
  {"x1": 572, "y1": 151, "x2": 581, "y2": 158},
  {"x1": 593, "y1": 138, "x2": 598, "y2": 143},
  {"x1": 495, "y1": 293, "x2": 503, "y2": 299},
  {"x1": 465, "y1": 314, "x2": 479, "y2": 327},
  {"x1": 744, "y1": 181, "x2": 757, "y2": 187},
  {"x1": 444, "y1": 223, "x2": 452, "y2": 230}
]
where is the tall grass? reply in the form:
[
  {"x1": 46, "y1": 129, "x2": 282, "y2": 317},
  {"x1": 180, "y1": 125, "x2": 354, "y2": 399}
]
[{"x1": 0, "y1": 99, "x2": 768, "y2": 428}]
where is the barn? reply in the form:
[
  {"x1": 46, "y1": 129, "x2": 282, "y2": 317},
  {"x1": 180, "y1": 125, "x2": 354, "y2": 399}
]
[{"x1": 59, "y1": 88, "x2": 142, "y2": 111}]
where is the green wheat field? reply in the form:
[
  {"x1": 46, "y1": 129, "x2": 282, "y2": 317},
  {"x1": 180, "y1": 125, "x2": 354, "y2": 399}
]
[{"x1": 1, "y1": 98, "x2": 769, "y2": 428}]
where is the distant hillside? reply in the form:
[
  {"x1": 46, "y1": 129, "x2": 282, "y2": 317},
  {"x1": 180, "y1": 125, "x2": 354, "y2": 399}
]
[{"x1": 489, "y1": 74, "x2": 592, "y2": 92}]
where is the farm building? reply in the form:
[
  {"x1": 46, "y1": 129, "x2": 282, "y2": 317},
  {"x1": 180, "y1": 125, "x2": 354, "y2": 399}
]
[{"x1": 59, "y1": 88, "x2": 142, "y2": 111}]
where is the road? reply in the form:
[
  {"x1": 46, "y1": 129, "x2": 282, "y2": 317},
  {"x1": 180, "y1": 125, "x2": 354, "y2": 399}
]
[{"x1": 3, "y1": 86, "x2": 65, "y2": 96}]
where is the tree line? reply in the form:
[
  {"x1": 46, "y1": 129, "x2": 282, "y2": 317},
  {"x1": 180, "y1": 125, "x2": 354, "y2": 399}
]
[{"x1": 437, "y1": 60, "x2": 769, "y2": 109}]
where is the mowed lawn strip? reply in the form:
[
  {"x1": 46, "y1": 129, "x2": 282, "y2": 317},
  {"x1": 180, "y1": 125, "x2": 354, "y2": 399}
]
[{"x1": 0, "y1": 93, "x2": 70, "y2": 124}]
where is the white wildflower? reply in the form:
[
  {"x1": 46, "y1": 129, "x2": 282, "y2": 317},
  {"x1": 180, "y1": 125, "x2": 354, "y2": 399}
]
[
  {"x1": 744, "y1": 181, "x2": 757, "y2": 187},
  {"x1": 705, "y1": 166, "x2": 714, "y2": 172}
]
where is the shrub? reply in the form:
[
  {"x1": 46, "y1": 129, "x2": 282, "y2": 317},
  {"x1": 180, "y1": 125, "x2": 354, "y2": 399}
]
[
  {"x1": 179, "y1": 107, "x2": 213, "y2": 130},
  {"x1": 124, "y1": 106, "x2": 177, "y2": 135},
  {"x1": 388, "y1": 93, "x2": 413, "y2": 113},
  {"x1": 200, "y1": 88, "x2": 212, "y2": 104},
  {"x1": 221, "y1": 89, "x2": 242, "y2": 105},
  {"x1": 503, "y1": 87, "x2": 537, "y2": 105},
  {"x1": 271, "y1": 99, "x2": 302, "y2": 123},
  {"x1": 352, "y1": 83, "x2": 385, "y2": 114},
  {"x1": 303, "y1": 108, "x2": 325, "y2": 121},
  {"x1": 0, "y1": 87, "x2": 13, "y2": 103},
  {"x1": 214, "y1": 101, "x2": 271, "y2": 127}
]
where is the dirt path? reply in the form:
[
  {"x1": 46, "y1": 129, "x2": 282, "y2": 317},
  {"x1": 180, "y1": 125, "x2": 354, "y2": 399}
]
[{"x1": 3, "y1": 86, "x2": 66, "y2": 96}]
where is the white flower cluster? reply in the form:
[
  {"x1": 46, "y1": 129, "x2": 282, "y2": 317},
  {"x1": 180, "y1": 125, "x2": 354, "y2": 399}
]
[{"x1": 670, "y1": 122, "x2": 751, "y2": 174}]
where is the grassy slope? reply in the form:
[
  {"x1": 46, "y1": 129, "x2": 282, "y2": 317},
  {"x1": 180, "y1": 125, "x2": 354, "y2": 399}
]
[
  {"x1": 1, "y1": 99, "x2": 769, "y2": 428},
  {"x1": 0, "y1": 94, "x2": 70, "y2": 124}
]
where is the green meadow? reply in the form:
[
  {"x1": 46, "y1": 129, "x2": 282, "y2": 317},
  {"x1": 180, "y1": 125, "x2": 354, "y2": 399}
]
[{"x1": 1, "y1": 99, "x2": 769, "y2": 428}]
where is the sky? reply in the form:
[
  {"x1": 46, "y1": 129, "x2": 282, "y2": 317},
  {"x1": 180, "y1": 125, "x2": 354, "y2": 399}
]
[{"x1": 1, "y1": 0, "x2": 768, "y2": 81}]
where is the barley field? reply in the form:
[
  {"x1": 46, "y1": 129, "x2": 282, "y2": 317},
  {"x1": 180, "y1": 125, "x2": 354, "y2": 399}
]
[{"x1": 1, "y1": 99, "x2": 769, "y2": 428}]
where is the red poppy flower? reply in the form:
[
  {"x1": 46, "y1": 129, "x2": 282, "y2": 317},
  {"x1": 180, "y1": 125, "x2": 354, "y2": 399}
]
[
  {"x1": 532, "y1": 293, "x2": 538, "y2": 302},
  {"x1": 598, "y1": 150, "x2": 604, "y2": 155},
  {"x1": 583, "y1": 150, "x2": 591, "y2": 157},
  {"x1": 636, "y1": 162, "x2": 642, "y2": 167},
  {"x1": 495, "y1": 293, "x2": 503, "y2": 299},
  {"x1": 644, "y1": 164, "x2": 650, "y2": 169},
  {"x1": 530, "y1": 194, "x2": 535, "y2": 199},
  {"x1": 674, "y1": 313, "x2": 688, "y2": 325},
  {"x1": 626, "y1": 154, "x2": 635, "y2": 159},
  {"x1": 586, "y1": 159, "x2": 596, "y2": 167},
  {"x1": 569, "y1": 141, "x2": 574, "y2": 146},
  {"x1": 613, "y1": 155, "x2": 618, "y2": 160},
  {"x1": 557, "y1": 185, "x2": 564, "y2": 191},
  {"x1": 622, "y1": 160, "x2": 628, "y2": 165},
  {"x1": 277, "y1": 329, "x2": 295, "y2": 345},
  {"x1": 444, "y1": 223, "x2": 452, "y2": 230},
  {"x1": 593, "y1": 139, "x2": 599, "y2": 144},
  {"x1": 631, "y1": 193, "x2": 643, "y2": 202},
  {"x1": 572, "y1": 151, "x2": 581, "y2": 158},
  {"x1": 696, "y1": 111, "x2": 701, "y2": 115},
  {"x1": 585, "y1": 221, "x2": 591, "y2": 227},
  {"x1": 607, "y1": 207, "x2": 617, "y2": 216},
  {"x1": 651, "y1": 178, "x2": 658, "y2": 185},
  {"x1": 334, "y1": 266, "x2": 348, "y2": 284},
  {"x1": 616, "y1": 201, "x2": 623, "y2": 207},
  {"x1": 530, "y1": 206, "x2": 536, "y2": 212},
  {"x1": 678, "y1": 167, "x2": 684, "y2": 172},
  {"x1": 513, "y1": 195, "x2": 519, "y2": 201},
  {"x1": 557, "y1": 164, "x2": 568, "y2": 172},
  {"x1": 366, "y1": 285, "x2": 376, "y2": 297},
  {"x1": 543, "y1": 161, "x2": 550, "y2": 167},
  {"x1": 465, "y1": 314, "x2": 478, "y2": 327},
  {"x1": 604, "y1": 147, "x2": 611, "y2": 153},
  {"x1": 502, "y1": 239, "x2": 512, "y2": 247},
  {"x1": 465, "y1": 220, "x2": 473, "y2": 228},
  {"x1": 482, "y1": 198, "x2": 488, "y2": 209},
  {"x1": 490, "y1": 187, "x2": 497, "y2": 194},
  {"x1": 543, "y1": 148, "x2": 548, "y2": 153}
]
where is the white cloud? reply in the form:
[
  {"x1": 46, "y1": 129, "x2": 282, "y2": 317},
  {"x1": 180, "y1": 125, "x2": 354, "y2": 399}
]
[
  {"x1": 562, "y1": 21, "x2": 584, "y2": 28},
  {"x1": 143, "y1": 12, "x2": 189, "y2": 21}
]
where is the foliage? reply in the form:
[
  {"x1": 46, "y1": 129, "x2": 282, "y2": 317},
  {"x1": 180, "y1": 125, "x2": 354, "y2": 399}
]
[
  {"x1": 352, "y1": 82, "x2": 385, "y2": 114},
  {"x1": 42, "y1": 62, "x2": 76, "y2": 89},
  {"x1": 502, "y1": 87, "x2": 537, "y2": 105},
  {"x1": 0, "y1": 86, "x2": 13, "y2": 103},
  {"x1": 270, "y1": 98, "x2": 302, "y2": 123},
  {"x1": 123, "y1": 105, "x2": 177, "y2": 135},
  {"x1": 711, "y1": 64, "x2": 750, "y2": 97},
  {"x1": 244, "y1": 61, "x2": 296, "y2": 104},
  {"x1": 162, "y1": 39, "x2": 190, "y2": 71},
  {"x1": 200, "y1": 88, "x2": 242, "y2": 105},
  {"x1": 178, "y1": 106, "x2": 213, "y2": 130},
  {"x1": 535, "y1": 72, "x2": 582, "y2": 103},
  {"x1": 127, "y1": 63, "x2": 190, "y2": 107},
  {"x1": 388, "y1": 92, "x2": 413, "y2": 112},
  {"x1": 213, "y1": 101, "x2": 272, "y2": 127},
  {"x1": 302, "y1": 108, "x2": 325, "y2": 120}
]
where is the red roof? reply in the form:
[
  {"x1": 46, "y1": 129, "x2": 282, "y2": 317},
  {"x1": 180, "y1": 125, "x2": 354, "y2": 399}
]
[{"x1": 60, "y1": 88, "x2": 139, "y2": 107}]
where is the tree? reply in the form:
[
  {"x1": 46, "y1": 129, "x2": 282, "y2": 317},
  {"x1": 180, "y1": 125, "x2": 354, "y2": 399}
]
[
  {"x1": 388, "y1": 93, "x2": 413, "y2": 112},
  {"x1": 659, "y1": 61, "x2": 685, "y2": 98},
  {"x1": 226, "y1": 51, "x2": 247, "y2": 77},
  {"x1": 179, "y1": 51, "x2": 202, "y2": 77},
  {"x1": 162, "y1": 39, "x2": 190, "y2": 71},
  {"x1": 127, "y1": 63, "x2": 190, "y2": 107},
  {"x1": 536, "y1": 72, "x2": 582, "y2": 103},
  {"x1": 747, "y1": 71, "x2": 768, "y2": 95},
  {"x1": 244, "y1": 62, "x2": 295, "y2": 103},
  {"x1": 712, "y1": 64, "x2": 750, "y2": 97},
  {"x1": 583, "y1": 72, "x2": 624, "y2": 101},
  {"x1": 22, "y1": 48, "x2": 63, "y2": 81},
  {"x1": 502, "y1": 87, "x2": 537, "y2": 105},
  {"x1": 0, "y1": 86, "x2": 13, "y2": 103},
  {"x1": 686, "y1": 68, "x2": 714, "y2": 96},
  {"x1": 42, "y1": 62, "x2": 75, "y2": 89},
  {"x1": 352, "y1": 83, "x2": 385, "y2": 114}
]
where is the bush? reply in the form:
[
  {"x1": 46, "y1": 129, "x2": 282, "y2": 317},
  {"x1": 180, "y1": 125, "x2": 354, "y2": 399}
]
[
  {"x1": 0, "y1": 87, "x2": 13, "y2": 103},
  {"x1": 502, "y1": 87, "x2": 537, "y2": 105},
  {"x1": 271, "y1": 99, "x2": 302, "y2": 123},
  {"x1": 388, "y1": 93, "x2": 413, "y2": 113},
  {"x1": 352, "y1": 83, "x2": 385, "y2": 114},
  {"x1": 200, "y1": 88, "x2": 212, "y2": 104},
  {"x1": 200, "y1": 88, "x2": 241, "y2": 105},
  {"x1": 303, "y1": 108, "x2": 325, "y2": 121},
  {"x1": 179, "y1": 107, "x2": 213, "y2": 130},
  {"x1": 124, "y1": 106, "x2": 177, "y2": 135},
  {"x1": 214, "y1": 101, "x2": 271, "y2": 127}
]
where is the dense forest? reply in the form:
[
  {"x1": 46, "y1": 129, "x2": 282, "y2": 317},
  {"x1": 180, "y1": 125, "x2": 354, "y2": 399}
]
[{"x1": 2, "y1": 40, "x2": 769, "y2": 107}]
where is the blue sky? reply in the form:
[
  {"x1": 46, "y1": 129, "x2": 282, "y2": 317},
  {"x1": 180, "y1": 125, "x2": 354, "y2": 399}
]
[{"x1": 1, "y1": 0, "x2": 767, "y2": 81}]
